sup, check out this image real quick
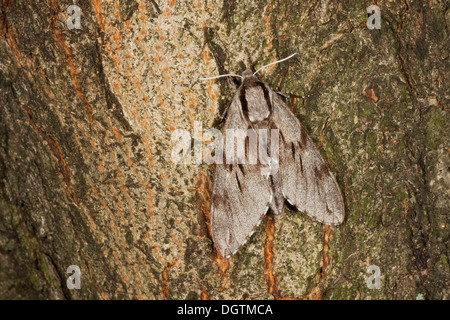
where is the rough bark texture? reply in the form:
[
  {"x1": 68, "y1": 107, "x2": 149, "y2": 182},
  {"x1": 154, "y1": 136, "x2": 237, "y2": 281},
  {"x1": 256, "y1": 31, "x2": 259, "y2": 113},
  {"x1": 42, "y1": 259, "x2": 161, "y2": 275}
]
[{"x1": 0, "y1": 0, "x2": 448, "y2": 300}]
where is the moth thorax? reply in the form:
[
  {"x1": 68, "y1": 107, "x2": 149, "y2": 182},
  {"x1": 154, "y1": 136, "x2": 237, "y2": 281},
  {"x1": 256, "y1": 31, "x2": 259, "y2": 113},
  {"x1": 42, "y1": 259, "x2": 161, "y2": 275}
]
[{"x1": 245, "y1": 85, "x2": 271, "y2": 123}]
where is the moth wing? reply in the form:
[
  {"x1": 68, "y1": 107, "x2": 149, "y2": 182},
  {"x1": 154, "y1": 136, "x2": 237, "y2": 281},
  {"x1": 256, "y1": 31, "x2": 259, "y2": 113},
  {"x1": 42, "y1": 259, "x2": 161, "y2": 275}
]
[
  {"x1": 270, "y1": 91, "x2": 344, "y2": 225},
  {"x1": 211, "y1": 95, "x2": 272, "y2": 258}
]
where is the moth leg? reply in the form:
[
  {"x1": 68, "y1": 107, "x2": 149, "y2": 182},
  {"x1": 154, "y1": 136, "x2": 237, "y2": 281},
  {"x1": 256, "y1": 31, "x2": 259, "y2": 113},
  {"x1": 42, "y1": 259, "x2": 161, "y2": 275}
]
[
  {"x1": 273, "y1": 92, "x2": 289, "y2": 105},
  {"x1": 276, "y1": 92, "x2": 305, "y2": 104},
  {"x1": 221, "y1": 102, "x2": 232, "y2": 120},
  {"x1": 211, "y1": 101, "x2": 233, "y2": 128},
  {"x1": 276, "y1": 91, "x2": 289, "y2": 99}
]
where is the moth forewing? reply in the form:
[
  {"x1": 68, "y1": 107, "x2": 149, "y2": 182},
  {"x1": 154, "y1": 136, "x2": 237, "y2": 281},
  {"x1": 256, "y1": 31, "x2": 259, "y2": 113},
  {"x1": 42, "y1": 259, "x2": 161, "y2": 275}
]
[
  {"x1": 270, "y1": 91, "x2": 345, "y2": 225},
  {"x1": 210, "y1": 84, "x2": 273, "y2": 258}
]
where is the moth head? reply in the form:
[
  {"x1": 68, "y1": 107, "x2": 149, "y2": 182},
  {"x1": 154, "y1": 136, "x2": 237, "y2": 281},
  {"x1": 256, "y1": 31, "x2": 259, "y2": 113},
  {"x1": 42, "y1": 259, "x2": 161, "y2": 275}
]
[
  {"x1": 242, "y1": 69, "x2": 254, "y2": 79},
  {"x1": 241, "y1": 70, "x2": 259, "y2": 87}
]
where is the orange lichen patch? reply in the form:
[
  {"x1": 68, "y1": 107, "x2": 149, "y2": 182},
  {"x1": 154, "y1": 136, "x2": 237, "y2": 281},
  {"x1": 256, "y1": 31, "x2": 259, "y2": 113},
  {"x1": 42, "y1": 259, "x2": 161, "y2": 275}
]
[
  {"x1": 322, "y1": 226, "x2": 331, "y2": 270},
  {"x1": 161, "y1": 261, "x2": 176, "y2": 299},
  {"x1": 91, "y1": 186, "x2": 99, "y2": 197},
  {"x1": 113, "y1": 29, "x2": 121, "y2": 42},
  {"x1": 306, "y1": 285, "x2": 322, "y2": 300},
  {"x1": 261, "y1": 216, "x2": 299, "y2": 300},
  {"x1": 146, "y1": 186, "x2": 155, "y2": 215},
  {"x1": 207, "y1": 86, "x2": 216, "y2": 100},
  {"x1": 215, "y1": 253, "x2": 230, "y2": 289},
  {"x1": 264, "y1": 215, "x2": 280, "y2": 299},
  {"x1": 126, "y1": 157, "x2": 133, "y2": 167},
  {"x1": 403, "y1": 199, "x2": 408, "y2": 218},
  {"x1": 113, "y1": 0, "x2": 123, "y2": 19},
  {"x1": 363, "y1": 88, "x2": 379, "y2": 102},
  {"x1": 203, "y1": 49, "x2": 210, "y2": 66},
  {"x1": 93, "y1": 0, "x2": 106, "y2": 31},
  {"x1": 165, "y1": 10, "x2": 172, "y2": 18},
  {"x1": 201, "y1": 286, "x2": 209, "y2": 300},
  {"x1": 194, "y1": 172, "x2": 212, "y2": 237},
  {"x1": 319, "y1": 33, "x2": 345, "y2": 51},
  {"x1": 170, "y1": 0, "x2": 176, "y2": 7},
  {"x1": 112, "y1": 127, "x2": 123, "y2": 139},
  {"x1": 87, "y1": 215, "x2": 98, "y2": 231}
]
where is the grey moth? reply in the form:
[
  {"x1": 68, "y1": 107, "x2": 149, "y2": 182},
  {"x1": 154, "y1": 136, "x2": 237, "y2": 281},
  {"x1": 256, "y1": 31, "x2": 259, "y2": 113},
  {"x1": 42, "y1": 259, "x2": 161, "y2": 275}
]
[{"x1": 201, "y1": 54, "x2": 345, "y2": 258}]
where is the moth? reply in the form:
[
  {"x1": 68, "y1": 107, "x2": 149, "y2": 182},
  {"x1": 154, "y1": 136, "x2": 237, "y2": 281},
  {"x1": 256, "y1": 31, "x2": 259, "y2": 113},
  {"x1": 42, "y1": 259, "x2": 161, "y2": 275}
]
[{"x1": 200, "y1": 54, "x2": 344, "y2": 258}]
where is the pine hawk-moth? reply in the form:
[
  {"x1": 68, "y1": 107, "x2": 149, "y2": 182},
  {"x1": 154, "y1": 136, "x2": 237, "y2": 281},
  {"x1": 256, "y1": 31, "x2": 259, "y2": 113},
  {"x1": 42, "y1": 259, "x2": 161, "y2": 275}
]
[{"x1": 201, "y1": 54, "x2": 344, "y2": 258}]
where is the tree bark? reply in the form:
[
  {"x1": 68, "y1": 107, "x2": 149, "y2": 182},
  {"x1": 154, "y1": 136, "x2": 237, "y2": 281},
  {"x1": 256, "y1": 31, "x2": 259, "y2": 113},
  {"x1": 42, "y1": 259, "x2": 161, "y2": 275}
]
[{"x1": 0, "y1": 0, "x2": 448, "y2": 299}]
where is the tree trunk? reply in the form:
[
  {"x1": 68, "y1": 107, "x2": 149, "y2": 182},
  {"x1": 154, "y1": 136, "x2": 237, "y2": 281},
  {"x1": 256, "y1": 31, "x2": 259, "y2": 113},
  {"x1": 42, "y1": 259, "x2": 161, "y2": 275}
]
[{"x1": 0, "y1": 0, "x2": 448, "y2": 299}]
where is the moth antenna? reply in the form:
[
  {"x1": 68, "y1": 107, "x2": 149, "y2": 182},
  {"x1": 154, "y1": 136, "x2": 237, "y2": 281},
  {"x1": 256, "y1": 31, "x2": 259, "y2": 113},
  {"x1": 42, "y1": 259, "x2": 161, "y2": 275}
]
[
  {"x1": 199, "y1": 74, "x2": 243, "y2": 80},
  {"x1": 253, "y1": 53, "x2": 298, "y2": 76}
]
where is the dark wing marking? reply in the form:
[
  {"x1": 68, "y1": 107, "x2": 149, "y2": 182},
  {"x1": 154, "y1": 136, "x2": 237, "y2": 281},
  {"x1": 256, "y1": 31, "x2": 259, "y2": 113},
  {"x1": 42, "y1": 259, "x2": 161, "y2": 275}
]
[
  {"x1": 211, "y1": 93, "x2": 272, "y2": 258},
  {"x1": 270, "y1": 91, "x2": 344, "y2": 225}
]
